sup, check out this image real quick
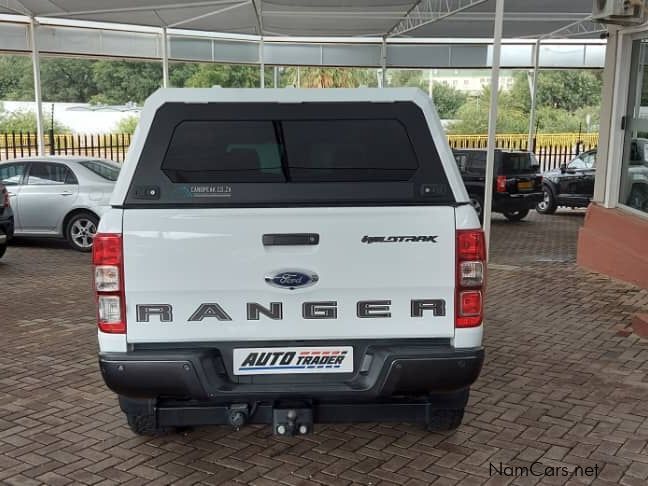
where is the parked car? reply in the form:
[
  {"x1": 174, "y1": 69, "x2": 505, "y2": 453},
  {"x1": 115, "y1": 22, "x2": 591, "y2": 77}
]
[
  {"x1": 452, "y1": 149, "x2": 544, "y2": 222},
  {"x1": 0, "y1": 157, "x2": 119, "y2": 251},
  {"x1": 537, "y1": 140, "x2": 648, "y2": 214},
  {"x1": 536, "y1": 150, "x2": 596, "y2": 214},
  {"x1": 0, "y1": 183, "x2": 14, "y2": 259}
]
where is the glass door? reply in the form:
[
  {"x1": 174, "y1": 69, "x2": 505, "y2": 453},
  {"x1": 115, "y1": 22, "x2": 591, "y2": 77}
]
[{"x1": 619, "y1": 39, "x2": 648, "y2": 213}]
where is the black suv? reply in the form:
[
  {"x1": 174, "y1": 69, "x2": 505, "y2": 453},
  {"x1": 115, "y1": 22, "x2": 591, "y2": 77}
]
[
  {"x1": 536, "y1": 150, "x2": 596, "y2": 214},
  {"x1": 0, "y1": 183, "x2": 14, "y2": 259},
  {"x1": 537, "y1": 140, "x2": 648, "y2": 214},
  {"x1": 452, "y1": 149, "x2": 543, "y2": 222}
]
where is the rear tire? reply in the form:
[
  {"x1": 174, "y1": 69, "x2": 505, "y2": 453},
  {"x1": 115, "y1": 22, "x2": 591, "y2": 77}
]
[
  {"x1": 65, "y1": 212, "x2": 99, "y2": 252},
  {"x1": 0, "y1": 230, "x2": 6, "y2": 259},
  {"x1": 426, "y1": 408, "x2": 465, "y2": 432},
  {"x1": 536, "y1": 187, "x2": 558, "y2": 215},
  {"x1": 503, "y1": 209, "x2": 529, "y2": 222},
  {"x1": 126, "y1": 412, "x2": 171, "y2": 436}
]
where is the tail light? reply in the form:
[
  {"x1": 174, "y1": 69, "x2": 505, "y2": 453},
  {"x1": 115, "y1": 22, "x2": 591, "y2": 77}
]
[
  {"x1": 496, "y1": 175, "x2": 507, "y2": 193},
  {"x1": 92, "y1": 233, "x2": 126, "y2": 333},
  {"x1": 1, "y1": 187, "x2": 9, "y2": 208},
  {"x1": 456, "y1": 229, "x2": 486, "y2": 328}
]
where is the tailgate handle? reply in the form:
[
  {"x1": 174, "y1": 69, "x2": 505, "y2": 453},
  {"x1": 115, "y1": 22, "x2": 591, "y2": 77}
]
[{"x1": 263, "y1": 233, "x2": 319, "y2": 246}]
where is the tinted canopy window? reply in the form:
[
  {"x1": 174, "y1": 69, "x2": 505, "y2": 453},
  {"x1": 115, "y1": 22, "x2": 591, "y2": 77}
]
[
  {"x1": 163, "y1": 121, "x2": 284, "y2": 183},
  {"x1": 283, "y1": 120, "x2": 417, "y2": 182},
  {"x1": 161, "y1": 119, "x2": 418, "y2": 183}
]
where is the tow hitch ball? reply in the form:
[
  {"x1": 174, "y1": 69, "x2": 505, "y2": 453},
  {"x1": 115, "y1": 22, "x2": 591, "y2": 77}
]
[{"x1": 273, "y1": 408, "x2": 313, "y2": 436}]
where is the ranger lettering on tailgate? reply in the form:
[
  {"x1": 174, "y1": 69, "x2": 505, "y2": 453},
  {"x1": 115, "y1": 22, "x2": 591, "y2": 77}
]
[{"x1": 135, "y1": 299, "x2": 447, "y2": 322}]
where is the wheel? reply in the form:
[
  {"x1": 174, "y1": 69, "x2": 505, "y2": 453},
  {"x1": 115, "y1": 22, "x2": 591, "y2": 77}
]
[
  {"x1": 65, "y1": 212, "x2": 99, "y2": 252},
  {"x1": 627, "y1": 186, "x2": 648, "y2": 212},
  {"x1": 126, "y1": 412, "x2": 170, "y2": 436},
  {"x1": 0, "y1": 243, "x2": 6, "y2": 259},
  {"x1": 426, "y1": 408, "x2": 465, "y2": 432},
  {"x1": 468, "y1": 193, "x2": 484, "y2": 224},
  {"x1": 503, "y1": 209, "x2": 529, "y2": 222},
  {"x1": 536, "y1": 187, "x2": 557, "y2": 214}
]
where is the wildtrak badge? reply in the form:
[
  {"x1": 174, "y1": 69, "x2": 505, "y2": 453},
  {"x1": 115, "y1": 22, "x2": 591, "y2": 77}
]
[{"x1": 361, "y1": 235, "x2": 438, "y2": 244}]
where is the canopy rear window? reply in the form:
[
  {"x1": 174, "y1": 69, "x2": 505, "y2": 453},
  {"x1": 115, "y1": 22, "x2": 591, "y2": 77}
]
[
  {"x1": 162, "y1": 119, "x2": 418, "y2": 183},
  {"x1": 126, "y1": 101, "x2": 453, "y2": 207}
]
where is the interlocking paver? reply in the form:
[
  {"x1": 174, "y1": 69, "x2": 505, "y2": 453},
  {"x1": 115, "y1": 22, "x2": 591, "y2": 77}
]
[{"x1": 1, "y1": 210, "x2": 648, "y2": 485}]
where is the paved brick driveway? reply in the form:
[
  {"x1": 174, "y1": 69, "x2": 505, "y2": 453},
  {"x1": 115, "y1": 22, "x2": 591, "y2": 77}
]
[{"x1": 1, "y1": 210, "x2": 647, "y2": 486}]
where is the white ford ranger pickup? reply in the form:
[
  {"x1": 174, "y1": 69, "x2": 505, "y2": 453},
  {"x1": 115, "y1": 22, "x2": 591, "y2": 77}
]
[{"x1": 94, "y1": 88, "x2": 485, "y2": 436}]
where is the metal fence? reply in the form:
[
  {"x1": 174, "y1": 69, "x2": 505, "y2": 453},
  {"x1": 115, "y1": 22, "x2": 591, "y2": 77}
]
[
  {"x1": 0, "y1": 132, "x2": 132, "y2": 162},
  {"x1": 1, "y1": 131, "x2": 598, "y2": 172},
  {"x1": 447, "y1": 133, "x2": 599, "y2": 172}
]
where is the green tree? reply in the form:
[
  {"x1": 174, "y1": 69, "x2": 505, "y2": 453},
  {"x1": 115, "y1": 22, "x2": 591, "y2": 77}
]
[
  {"x1": 431, "y1": 83, "x2": 468, "y2": 119},
  {"x1": 388, "y1": 70, "x2": 425, "y2": 88},
  {"x1": 282, "y1": 67, "x2": 377, "y2": 88},
  {"x1": 0, "y1": 103, "x2": 67, "y2": 132},
  {"x1": 185, "y1": 63, "x2": 260, "y2": 88},
  {"x1": 447, "y1": 86, "x2": 528, "y2": 134},
  {"x1": 168, "y1": 62, "x2": 200, "y2": 87},
  {"x1": 0, "y1": 56, "x2": 34, "y2": 101},
  {"x1": 509, "y1": 70, "x2": 602, "y2": 113},
  {"x1": 113, "y1": 115, "x2": 140, "y2": 134},
  {"x1": 40, "y1": 58, "x2": 98, "y2": 102},
  {"x1": 91, "y1": 60, "x2": 162, "y2": 105}
]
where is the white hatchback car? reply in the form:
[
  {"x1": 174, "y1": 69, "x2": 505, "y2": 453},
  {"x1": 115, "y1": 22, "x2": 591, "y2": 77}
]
[{"x1": 0, "y1": 157, "x2": 119, "y2": 251}]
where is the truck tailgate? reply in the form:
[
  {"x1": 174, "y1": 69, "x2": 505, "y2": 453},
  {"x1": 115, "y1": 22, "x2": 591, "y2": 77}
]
[{"x1": 123, "y1": 206, "x2": 456, "y2": 343}]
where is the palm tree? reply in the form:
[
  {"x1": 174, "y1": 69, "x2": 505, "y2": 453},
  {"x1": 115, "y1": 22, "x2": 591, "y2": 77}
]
[{"x1": 283, "y1": 67, "x2": 377, "y2": 88}]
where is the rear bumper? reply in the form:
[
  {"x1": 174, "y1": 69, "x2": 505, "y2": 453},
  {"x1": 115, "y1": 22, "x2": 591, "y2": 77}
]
[
  {"x1": 99, "y1": 341, "x2": 484, "y2": 402},
  {"x1": 493, "y1": 192, "x2": 543, "y2": 212}
]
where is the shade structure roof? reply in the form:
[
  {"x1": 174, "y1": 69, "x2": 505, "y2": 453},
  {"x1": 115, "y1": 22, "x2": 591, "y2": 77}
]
[{"x1": 0, "y1": 1, "x2": 598, "y2": 39}]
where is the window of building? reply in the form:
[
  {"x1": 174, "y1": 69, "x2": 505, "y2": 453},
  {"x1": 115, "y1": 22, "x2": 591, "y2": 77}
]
[{"x1": 619, "y1": 39, "x2": 648, "y2": 214}]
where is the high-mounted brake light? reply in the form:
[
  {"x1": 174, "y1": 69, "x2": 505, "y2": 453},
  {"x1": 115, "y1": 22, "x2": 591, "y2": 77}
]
[
  {"x1": 92, "y1": 233, "x2": 126, "y2": 333},
  {"x1": 496, "y1": 175, "x2": 507, "y2": 193},
  {"x1": 456, "y1": 229, "x2": 486, "y2": 328}
]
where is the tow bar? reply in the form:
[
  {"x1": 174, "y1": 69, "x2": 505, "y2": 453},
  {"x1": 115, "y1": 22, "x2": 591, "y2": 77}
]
[{"x1": 272, "y1": 407, "x2": 313, "y2": 436}]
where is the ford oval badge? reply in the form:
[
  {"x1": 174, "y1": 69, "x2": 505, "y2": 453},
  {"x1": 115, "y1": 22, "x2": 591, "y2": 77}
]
[{"x1": 265, "y1": 270, "x2": 319, "y2": 290}]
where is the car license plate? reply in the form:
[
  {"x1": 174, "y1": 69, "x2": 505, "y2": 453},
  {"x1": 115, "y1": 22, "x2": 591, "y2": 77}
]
[
  {"x1": 517, "y1": 181, "x2": 533, "y2": 191},
  {"x1": 233, "y1": 346, "x2": 353, "y2": 375}
]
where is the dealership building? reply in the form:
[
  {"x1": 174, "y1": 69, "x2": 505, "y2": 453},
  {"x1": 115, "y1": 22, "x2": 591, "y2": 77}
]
[{"x1": 579, "y1": 19, "x2": 648, "y2": 289}]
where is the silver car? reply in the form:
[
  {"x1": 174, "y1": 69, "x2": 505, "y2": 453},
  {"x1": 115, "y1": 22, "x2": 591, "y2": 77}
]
[{"x1": 0, "y1": 157, "x2": 119, "y2": 251}]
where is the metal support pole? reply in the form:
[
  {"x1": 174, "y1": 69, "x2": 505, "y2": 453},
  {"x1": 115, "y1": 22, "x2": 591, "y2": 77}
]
[
  {"x1": 380, "y1": 38, "x2": 387, "y2": 88},
  {"x1": 273, "y1": 66, "x2": 278, "y2": 88},
  {"x1": 527, "y1": 39, "x2": 541, "y2": 151},
  {"x1": 29, "y1": 17, "x2": 45, "y2": 156},
  {"x1": 161, "y1": 27, "x2": 169, "y2": 88},
  {"x1": 259, "y1": 37, "x2": 265, "y2": 88},
  {"x1": 482, "y1": 0, "x2": 505, "y2": 259}
]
